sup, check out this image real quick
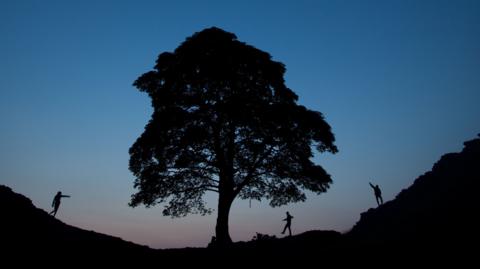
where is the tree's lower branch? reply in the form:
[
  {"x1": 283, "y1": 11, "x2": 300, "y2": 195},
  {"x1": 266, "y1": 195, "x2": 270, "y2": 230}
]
[
  {"x1": 206, "y1": 188, "x2": 219, "y2": 193},
  {"x1": 171, "y1": 184, "x2": 219, "y2": 196}
]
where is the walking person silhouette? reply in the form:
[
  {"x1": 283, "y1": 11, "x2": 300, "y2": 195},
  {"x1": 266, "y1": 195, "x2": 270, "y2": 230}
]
[
  {"x1": 49, "y1": 191, "x2": 70, "y2": 217},
  {"x1": 369, "y1": 182, "x2": 383, "y2": 206},
  {"x1": 281, "y1": 211, "x2": 294, "y2": 236}
]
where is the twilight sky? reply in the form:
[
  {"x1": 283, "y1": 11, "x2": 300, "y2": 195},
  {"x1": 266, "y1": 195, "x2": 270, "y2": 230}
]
[{"x1": 1, "y1": 0, "x2": 479, "y2": 248}]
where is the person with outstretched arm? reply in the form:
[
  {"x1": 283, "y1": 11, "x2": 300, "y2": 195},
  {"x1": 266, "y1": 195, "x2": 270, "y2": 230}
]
[
  {"x1": 49, "y1": 191, "x2": 70, "y2": 217},
  {"x1": 369, "y1": 182, "x2": 383, "y2": 206}
]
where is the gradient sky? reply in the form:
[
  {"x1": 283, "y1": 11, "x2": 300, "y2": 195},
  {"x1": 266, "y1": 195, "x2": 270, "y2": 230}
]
[{"x1": 1, "y1": 0, "x2": 479, "y2": 248}]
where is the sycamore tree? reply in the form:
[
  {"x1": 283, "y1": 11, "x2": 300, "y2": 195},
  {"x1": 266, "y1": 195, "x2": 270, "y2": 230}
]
[{"x1": 129, "y1": 27, "x2": 337, "y2": 245}]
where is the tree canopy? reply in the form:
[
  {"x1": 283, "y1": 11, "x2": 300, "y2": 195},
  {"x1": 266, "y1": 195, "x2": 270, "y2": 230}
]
[{"x1": 129, "y1": 27, "x2": 337, "y2": 244}]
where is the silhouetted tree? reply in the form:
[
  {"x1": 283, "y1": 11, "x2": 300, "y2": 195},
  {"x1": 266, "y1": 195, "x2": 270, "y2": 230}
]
[{"x1": 129, "y1": 27, "x2": 338, "y2": 246}]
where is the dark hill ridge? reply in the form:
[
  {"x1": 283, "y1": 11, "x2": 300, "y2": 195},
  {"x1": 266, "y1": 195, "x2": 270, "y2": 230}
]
[
  {"x1": 348, "y1": 134, "x2": 480, "y2": 246},
  {"x1": 0, "y1": 185, "x2": 155, "y2": 259}
]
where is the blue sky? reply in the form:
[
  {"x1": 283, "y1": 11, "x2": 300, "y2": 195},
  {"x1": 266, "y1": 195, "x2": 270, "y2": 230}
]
[{"x1": 1, "y1": 0, "x2": 479, "y2": 248}]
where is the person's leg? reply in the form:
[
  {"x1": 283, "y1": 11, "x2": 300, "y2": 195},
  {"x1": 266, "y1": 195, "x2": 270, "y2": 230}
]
[
  {"x1": 282, "y1": 224, "x2": 287, "y2": 234},
  {"x1": 288, "y1": 225, "x2": 292, "y2": 236},
  {"x1": 53, "y1": 205, "x2": 59, "y2": 216}
]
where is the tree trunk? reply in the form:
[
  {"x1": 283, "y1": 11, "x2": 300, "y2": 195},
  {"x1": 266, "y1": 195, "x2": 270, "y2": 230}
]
[
  {"x1": 214, "y1": 127, "x2": 236, "y2": 246},
  {"x1": 215, "y1": 191, "x2": 233, "y2": 246}
]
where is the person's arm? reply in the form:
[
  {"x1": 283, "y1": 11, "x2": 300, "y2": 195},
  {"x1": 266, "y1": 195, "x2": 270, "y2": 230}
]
[
  {"x1": 62, "y1": 195, "x2": 71, "y2": 198},
  {"x1": 369, "y1": 182, "x2": 375, "y2": 188}
]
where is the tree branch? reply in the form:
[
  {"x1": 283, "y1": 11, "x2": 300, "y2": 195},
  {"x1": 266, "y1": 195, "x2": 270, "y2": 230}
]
[
  {"x1": 232, "y1": 143, "x2": 275, "y2": 197},
  {"x1": 171, "y1": 184, "x2": 219, "y2": 196},
  {"x1": 205, "y1": 188, "x2": 219, "y2": 193}
]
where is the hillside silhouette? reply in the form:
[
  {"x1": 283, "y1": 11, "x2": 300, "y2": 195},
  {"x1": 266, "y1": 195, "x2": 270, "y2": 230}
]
[
  {"x1": 1, "y1": 135, "x2": 479, "y2": 263},
  {"x1": 349, "y1": 135, "x2": 480, "y2": 247},
  {"x1": 0, "y1": 185, "x2": 156, "y2": 261}
]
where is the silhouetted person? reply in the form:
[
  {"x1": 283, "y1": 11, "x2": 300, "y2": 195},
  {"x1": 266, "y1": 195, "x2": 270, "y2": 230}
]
[
  {"x1": 281, "y1": 211, "x2": 293, "y2": 236},
  {"x1": 49, "y1": 191, "x2": 70, "y2": 217},
  {"x1": 369, "y1": 182, "x2": 383, "y2": 206}
]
